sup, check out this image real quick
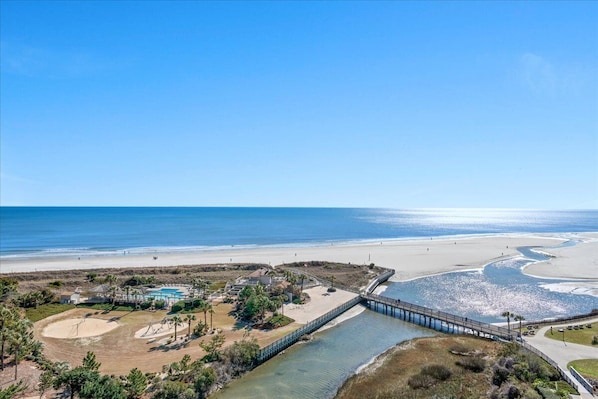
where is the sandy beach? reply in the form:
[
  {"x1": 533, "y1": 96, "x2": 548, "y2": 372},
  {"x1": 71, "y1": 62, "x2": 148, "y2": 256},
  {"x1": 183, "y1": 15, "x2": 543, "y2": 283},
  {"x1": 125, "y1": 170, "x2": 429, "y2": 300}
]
[
  {"x1": 3, "y1": 233, "x2": 596, "y2": 282},
  {"x1": 523, "y1": 236, "x2": 598, "y2": 279}
]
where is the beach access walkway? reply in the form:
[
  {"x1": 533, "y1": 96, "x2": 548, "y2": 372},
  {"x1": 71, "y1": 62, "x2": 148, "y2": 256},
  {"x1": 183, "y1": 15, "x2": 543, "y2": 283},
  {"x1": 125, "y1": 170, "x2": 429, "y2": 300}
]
[
  {"x1": 523, "y1": 318, "x2": 598, "y2": 398},
  {"x1": 258, "y1": 269, "x2": 594, "y2": 396}
]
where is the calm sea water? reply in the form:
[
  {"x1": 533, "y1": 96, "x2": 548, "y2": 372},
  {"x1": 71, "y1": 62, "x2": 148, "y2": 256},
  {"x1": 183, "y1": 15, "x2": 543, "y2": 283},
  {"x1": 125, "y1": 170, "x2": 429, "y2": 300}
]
[
  {"x1": 1, "y1": 207, "x2": 597, "y2": 258},
  {"x1": 213, "y1": 310, "x2": 435, "y2": 399},
  {"x1": 2, "y1": 207, "x2": 597, "y2": 398}
]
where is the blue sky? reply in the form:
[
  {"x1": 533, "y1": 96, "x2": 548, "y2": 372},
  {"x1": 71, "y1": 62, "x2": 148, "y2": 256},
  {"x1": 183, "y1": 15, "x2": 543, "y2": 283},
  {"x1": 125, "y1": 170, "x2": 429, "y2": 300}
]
[{"x1": 1, "y1": 1, "x2": 597, "y2": 208}]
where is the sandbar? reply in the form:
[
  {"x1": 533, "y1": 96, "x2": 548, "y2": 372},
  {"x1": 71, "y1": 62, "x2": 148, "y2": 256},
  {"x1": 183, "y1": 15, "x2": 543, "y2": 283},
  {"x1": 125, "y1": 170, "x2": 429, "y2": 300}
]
[{"x1": 523, "y1": 238, "x2": 598, "y2": 280}]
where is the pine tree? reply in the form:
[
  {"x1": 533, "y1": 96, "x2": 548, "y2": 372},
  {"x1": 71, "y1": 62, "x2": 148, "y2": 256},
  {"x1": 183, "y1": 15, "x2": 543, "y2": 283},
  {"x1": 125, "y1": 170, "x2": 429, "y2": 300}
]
[{"x1": 125, "y1": 368, "x2": 147, "y2": 399}]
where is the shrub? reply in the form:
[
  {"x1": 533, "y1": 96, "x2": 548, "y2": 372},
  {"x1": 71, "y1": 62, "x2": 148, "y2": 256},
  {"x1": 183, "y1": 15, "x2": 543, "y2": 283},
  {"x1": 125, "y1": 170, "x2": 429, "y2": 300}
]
[
  {"x1": 456, "y1": 356, "x2": 486, "y2": 372},
  {"x1": 449, "y1": 343, "x2": 470, "y2": 354},
  {"x1": 421, "y1": 364, "x2": 452, "y2": 381},
  {"x1": 48, "y1": 280, "x2": 63, "y2": 288},
  {"x1": 154, "y1": 299, "x2": 166, "y2": 309},
  {"x1": 193, "y1": 321, "x2": 208, "y2": 337},
  {"x1": 522, "y1": 388, "x2": 542, "y2": 399},
  {"x1": 536, "y1": 386, "x2": 560, "y2": 399},
  {"x1": 171, "y1": 301, "x2": 186, "y2": 313},
  {"x1": 408, "y1": 373, "x2": 436, "y2": 389},
  {"x1": 592, "y1": 335, "x2": 598, "y2": 345},
  {"x1": 493, "y1": 365, "x2": 512, "y2": 386},
  {"x1": 506, "y1": 384, "x2": 521, "y2": 399}
]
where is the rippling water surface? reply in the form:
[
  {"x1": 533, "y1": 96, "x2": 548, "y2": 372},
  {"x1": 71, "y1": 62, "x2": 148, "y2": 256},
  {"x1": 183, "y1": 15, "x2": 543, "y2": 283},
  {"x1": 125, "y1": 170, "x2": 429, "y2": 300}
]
[
  {"x1": 383, "y1": 246, "x2": 598, "y2": 322},
  {"x1": 213, "y1": 243, "x2": 597, "y2": 399}
]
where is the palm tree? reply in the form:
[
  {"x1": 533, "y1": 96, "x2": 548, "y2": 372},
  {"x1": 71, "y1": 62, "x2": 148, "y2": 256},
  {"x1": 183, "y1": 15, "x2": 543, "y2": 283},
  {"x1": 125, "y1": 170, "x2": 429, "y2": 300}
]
[
  {"x1": 125, "y1": 286, "x2": 131, "y2": 303},
  {"x1": 514, "y1": 314, "x2": 525, "y2": 336},
  {"x1": 192, "y1": 278, "x2": 210, "y2": 299},
  {"x1": 132, "y1": 289, "x2": 141, "y2": 308},
  {"x1": 501, "y1": 311, "x2": 514, "y2": 336},
  {"x1": 256, "y1": 296, "x2": 270, "y2": 323},
  {"x1": 209, "y1": 307, "x2": 215, "y2": 331},
  {"x1": 30, "y1": 291, "x2": 44, "y2": 309},
  {"x1": 10, "y1": 318, "x2": 33, "y2": 380},
  {"x1": 184, "y1": 314, "x2": 196, "y2": 337},
  {"x1": 108, "y1": 286, "x2": 118, "y2": 305},
  {"x1": 171, "y1": 316, "x2": 183, "y2": 340},
  {"x1": 199, "y1": 302, "x2": 211, "y2": 326},
  {"x1": 284, "y1": 271, "x2": 297, "y2": 294},
  {"x1": 278, "y1": 294, "x2": 287, "y2": 316},
  {"x1": 329, "y1": 275, "x2": 336, "y2": 289},
  {"x1": 299, "y1": 274, "x2": 307, "y2": 295}
]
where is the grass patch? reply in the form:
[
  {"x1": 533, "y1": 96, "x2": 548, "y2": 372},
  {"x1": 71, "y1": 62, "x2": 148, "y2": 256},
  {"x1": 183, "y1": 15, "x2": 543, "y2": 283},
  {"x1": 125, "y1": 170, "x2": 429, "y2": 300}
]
[
  {"x1": 25, "y1": 303, "x2": 75, "y2": 322},
  {"x1": 76, "y1": 303, "x2": 135, "y2": 312},
  {"x1": 544, "y1": 324, "x2": 596, "y2": 347},
  {"x1": 264, "y1": 314, "x2": 294, "y2": 328},
  {"x1": 568, "y1": 359, "x2": 598, "y2": 379},
  {"x1": 209, "y1": 281, "x2": 227, "y2": 291}
]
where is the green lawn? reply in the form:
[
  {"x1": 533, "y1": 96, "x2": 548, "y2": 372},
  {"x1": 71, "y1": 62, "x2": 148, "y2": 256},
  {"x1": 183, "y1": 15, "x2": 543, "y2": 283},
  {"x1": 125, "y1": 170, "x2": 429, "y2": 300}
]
[
  {"x1": 568, "y1": 359, "x2": 598, "y2": 379},
  {"x1": 25, "y1": 303, "x2": 75, "y2": 322},
  {"x1": 544, "y1": 324, "x2": 597, "y2": 347}
]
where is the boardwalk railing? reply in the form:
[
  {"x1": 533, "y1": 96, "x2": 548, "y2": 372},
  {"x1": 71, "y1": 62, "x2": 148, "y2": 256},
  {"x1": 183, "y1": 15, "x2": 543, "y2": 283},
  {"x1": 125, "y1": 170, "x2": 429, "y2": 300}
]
[
  {"x1": 364, "y1": 269, "x2": 395, "y2": 294},
  {"x1": 365, "y1": 292, "x2": 586, "y2": 394},
  {"x1": 524, "y1": 310, "x2": 598, "y2": 329},
  {"x1": 362, "y1": 293, "x2": 517, "y2": 341},
  {"x1": 519, "y1": 342, "x2": 582, "y2": 394},
  {"x1": 257, "y1": 295, "x2": 362, "y2": 364},
  {"x1": 257, "y1": 269, "x2": 396, "y2": 363},
  {"x1": 570, "y1": 366, "x2": 593, "y2": 395}
]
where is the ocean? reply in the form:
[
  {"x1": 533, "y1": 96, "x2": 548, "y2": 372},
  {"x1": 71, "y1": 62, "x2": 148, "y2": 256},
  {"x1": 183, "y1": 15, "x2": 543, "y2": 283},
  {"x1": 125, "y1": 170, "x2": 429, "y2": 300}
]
[
  {"x1": 3, "y1": 207, "x2": 597, "y2": 398},
  {"x1": 1, "y1": 207, "x2": 597, "y2": 258}
]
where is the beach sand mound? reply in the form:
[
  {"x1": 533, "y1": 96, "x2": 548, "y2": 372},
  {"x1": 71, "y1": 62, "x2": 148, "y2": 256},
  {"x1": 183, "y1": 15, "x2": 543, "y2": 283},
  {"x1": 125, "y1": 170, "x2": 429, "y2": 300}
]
[{"x1": 42, "y1": 318, "x2": 120, "y2": 339}]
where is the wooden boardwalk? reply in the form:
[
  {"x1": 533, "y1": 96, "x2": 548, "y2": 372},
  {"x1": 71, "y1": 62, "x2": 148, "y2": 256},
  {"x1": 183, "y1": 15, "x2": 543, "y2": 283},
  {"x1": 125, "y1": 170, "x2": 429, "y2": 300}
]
[
  {"x1": 362, "y1": 293, "x2": 518, "y2": 341},
  {"x1": 255, "y1": 269, "x2": 585, "y2": 394}
]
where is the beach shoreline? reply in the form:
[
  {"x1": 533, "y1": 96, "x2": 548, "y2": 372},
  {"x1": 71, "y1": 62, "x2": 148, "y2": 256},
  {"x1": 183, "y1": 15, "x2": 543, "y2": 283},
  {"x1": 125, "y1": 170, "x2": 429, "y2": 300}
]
[{"x1": 3, "y1": 233, "x2": 597, "y2": 282}]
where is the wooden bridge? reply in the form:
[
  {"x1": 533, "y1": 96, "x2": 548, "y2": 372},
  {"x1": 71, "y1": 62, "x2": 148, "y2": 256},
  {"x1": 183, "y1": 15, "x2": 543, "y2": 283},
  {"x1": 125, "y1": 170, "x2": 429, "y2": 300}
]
[
  {"x1": 256, "y1": 269, "x2": 587, "y2": 394},
  {"x1": 360, "y1": 269, "x2": 517, "y2": 341},
  {"x1": 362, "y1": 292, "x2": 518, "y2": 341}
]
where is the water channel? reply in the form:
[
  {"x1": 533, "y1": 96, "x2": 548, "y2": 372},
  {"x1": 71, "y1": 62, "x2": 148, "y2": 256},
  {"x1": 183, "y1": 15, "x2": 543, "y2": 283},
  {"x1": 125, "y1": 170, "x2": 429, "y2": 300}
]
[
  {"x1": 214, "y1": 243, "x2": 598, "y2": 398},
  {"x1": 212, "y1": 310, "x2": 434, "y2": 398}
]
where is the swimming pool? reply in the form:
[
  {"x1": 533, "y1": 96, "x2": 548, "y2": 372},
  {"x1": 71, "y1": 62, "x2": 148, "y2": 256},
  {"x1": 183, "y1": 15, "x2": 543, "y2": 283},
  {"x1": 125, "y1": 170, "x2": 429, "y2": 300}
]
[{"x1": 145, "y1": 287, "x2": 187, "y2": 301}]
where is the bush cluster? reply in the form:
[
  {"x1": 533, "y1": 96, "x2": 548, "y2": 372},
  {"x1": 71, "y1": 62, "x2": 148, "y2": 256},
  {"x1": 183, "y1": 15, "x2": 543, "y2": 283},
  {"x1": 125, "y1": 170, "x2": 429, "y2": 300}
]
[
  {"x1": 456, "y1": 356, "x2": 486, "y2": 372},
  {"x1": 408, "y1": 364, "x2": 452, "y2": 390}
]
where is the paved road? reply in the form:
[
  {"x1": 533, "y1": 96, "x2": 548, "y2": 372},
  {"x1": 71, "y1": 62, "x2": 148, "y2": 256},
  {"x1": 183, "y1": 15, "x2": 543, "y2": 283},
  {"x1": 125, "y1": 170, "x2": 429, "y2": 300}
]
[{"x1": 524, "y1": 317, "x2": 598, "y2": 397}]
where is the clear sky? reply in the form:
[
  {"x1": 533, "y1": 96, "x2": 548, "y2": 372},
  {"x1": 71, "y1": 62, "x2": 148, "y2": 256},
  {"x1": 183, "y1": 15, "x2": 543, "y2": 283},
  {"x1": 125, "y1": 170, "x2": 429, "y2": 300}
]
[{"x1": 1, "y1": 1, "x2": 597, "y2": 208}]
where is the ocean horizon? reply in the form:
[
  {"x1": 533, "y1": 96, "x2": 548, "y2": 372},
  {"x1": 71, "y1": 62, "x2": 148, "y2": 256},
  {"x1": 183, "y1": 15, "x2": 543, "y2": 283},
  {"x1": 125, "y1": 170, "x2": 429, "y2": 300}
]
[{"x1": 1, "y1": 207, "x2": 597, "y2": 259}]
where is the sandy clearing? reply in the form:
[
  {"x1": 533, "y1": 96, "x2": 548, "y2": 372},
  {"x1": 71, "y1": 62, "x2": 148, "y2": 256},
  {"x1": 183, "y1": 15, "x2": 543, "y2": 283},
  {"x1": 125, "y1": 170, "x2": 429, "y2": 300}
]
[
  {"x1": 283, "y1": 286, "x2": 359, "y2": 324},
  {"x1": 42, "y1": 317, "x2": 120, "y2": 338}
]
